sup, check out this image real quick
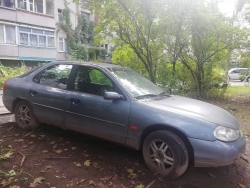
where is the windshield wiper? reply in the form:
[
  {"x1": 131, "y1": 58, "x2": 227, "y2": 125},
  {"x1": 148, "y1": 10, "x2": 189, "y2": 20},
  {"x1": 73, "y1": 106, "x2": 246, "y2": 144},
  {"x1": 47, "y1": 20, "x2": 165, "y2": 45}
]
[
  {"x1": 157, "y1": 92, "x2": 171, "y2": 97},
  {"x1": 135, "y1": 94, "x2": 157, "y2": 99}
]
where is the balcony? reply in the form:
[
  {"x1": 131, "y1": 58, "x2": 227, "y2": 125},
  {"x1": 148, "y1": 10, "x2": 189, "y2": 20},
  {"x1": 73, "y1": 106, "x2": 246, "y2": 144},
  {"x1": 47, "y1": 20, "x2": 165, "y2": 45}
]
[
  {"x1": 17, "y1": 0, "x2": 54, "y2": 16},
  {"x1": 0, "y1": 0, "x2": 15, "y2": 9}
]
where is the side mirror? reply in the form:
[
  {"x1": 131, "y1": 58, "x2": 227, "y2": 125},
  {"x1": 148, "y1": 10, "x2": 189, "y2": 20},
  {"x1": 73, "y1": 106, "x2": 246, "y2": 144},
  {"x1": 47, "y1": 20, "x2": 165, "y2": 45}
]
[{"x1": 104, "y1": 92, "x2": 123, "y2": 100}]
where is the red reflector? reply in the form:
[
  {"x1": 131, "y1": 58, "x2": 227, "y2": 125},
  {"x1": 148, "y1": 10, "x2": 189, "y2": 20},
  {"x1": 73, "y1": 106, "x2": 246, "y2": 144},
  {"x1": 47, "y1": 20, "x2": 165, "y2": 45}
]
[
  {"x1": 130, "y1": 126, "x2": 138, "y2": 130},
  {"x1": 3, "y1": 82, "x2": 6, "y2": 90}
]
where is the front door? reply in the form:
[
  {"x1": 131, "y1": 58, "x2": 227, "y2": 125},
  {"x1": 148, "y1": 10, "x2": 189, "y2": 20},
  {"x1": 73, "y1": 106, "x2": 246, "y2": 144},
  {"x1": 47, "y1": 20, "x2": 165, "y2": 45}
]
[
  {"x1": 28, "y1": 64, "x2": 73, "y2": 127},
  {"x1": 65, "y1": 65, "x2": 130, "y2": 144}
]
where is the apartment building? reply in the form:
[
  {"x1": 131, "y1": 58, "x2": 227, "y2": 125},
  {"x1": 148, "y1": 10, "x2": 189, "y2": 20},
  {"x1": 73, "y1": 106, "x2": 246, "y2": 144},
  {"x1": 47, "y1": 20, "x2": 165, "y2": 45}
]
[{"x1": 0, "y1": 0, "x2": 100, "y2": 66}]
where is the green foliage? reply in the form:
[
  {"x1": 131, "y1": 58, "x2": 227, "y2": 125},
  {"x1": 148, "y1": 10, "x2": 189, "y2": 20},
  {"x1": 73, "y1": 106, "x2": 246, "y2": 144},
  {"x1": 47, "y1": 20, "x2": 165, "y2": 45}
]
[
  {"x1": 99, "y1": 49, "x2": 107, "y2": 59},
  {"x1": 71, "y1": 45, "x2": 88, "y2": 61},
  {"x1": 57, "y1": 1, "x2": 97, "y2": 61},
  {"x1": 89, "y1": 69, "x2": 112, "y2": 85},
  {"x1": 0, "y1": 63, "x2": 29, "y2": 89},
  {"x1": 92, "y1": 0, "x2": 248, "y2": 98}
]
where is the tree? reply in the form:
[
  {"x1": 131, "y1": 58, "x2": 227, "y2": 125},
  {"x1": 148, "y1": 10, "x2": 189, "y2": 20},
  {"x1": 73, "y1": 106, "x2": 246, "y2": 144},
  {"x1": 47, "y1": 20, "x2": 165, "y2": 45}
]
[{"x1": 92, "y1": 0, "x2": 167, "y2": 83}]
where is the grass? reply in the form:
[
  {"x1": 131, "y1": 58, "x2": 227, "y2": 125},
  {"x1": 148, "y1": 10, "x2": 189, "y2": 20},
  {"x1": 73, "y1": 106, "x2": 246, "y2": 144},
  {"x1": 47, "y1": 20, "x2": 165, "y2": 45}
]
[{"x1": 225, "y1": 86, "x2": 250, "y2": 97}]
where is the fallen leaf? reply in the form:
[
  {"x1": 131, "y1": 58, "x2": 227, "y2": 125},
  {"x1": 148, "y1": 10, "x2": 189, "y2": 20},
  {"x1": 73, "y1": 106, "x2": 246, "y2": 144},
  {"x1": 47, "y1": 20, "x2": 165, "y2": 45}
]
[
  {"x1": 74, "y1": 162, "x2": 82, "y2": 167},
  {"x1": 64, "y1": 148, "x2": 68, "y2": 151},
  {"x1": 43, "y1": 150, "x2": 48, "y2": 153},
  {"x1": 30, "y1": 134, "x2": 36, "y2": 138},
  {"x1": 77, "y1": 179, "x2": 86, "y2": 185},
  {"x1": 50, "y1": 141, "x2": 55, "y2": 145},
  {"x1": 135, "y1": 183, "x2": 145, "y2": 188},
  {"x1": 53, "y1": 144, "x2": 58, "y2": 149},
  {"x1": 4, "y1": 151, "x2": 13, "y2": 158},
  {"x1": 46, "y1": 166, "x2": 52, "y2": 169},
  {"x1": 8, "y1": 169, "x2": 16, "y2": 176},
  {"x1": 55, "y1": 150, "x2": 62, "y2": 154},
  {"x1": 55, "y1": 175, "x2": 61, "y2": 178},
  {"x1": 84, "y1": 160, "x2": 91, "y2": 166},
  {"x1": 72, "y1": 147, "x2": 77, "y2": 150},
  {"x1": 9, "y1": 186, "x2": 20, "y2": 188},
  {"x1": 17, "y1": 139, "x2": 24, "y2": 142},
  {"x1": 33, "y1": 177, "x2": 45, "y2": 185},
  {"x1": 88, "y1": 180, "x2": 96, "y2": 186}
]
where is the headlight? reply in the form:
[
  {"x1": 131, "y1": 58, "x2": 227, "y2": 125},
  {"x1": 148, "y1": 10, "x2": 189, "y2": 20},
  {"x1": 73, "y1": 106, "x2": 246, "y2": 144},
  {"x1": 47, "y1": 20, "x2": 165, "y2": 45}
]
[{"x1": 214, "y1": 126, "x2": 240, "y2": 142}]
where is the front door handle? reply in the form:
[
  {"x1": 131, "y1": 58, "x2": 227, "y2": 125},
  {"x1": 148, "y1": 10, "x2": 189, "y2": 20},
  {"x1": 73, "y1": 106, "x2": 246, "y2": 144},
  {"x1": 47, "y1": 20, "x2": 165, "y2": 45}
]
[
  {"x1": 30, "y1": 90, "x2": 37, "y2": 96},
  {"x1": 70, "y1": 98, "x2": 81, "y2": 105}
]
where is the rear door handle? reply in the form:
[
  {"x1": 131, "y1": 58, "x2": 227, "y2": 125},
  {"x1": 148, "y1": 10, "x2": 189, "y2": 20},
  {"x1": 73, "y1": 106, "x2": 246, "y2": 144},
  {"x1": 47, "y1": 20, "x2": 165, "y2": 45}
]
[
  {"x1": 30, "y1": 90, "x2": 37, "y2": 96},
  {"x1": 70, "y1": 98, "x2": 81, "y2": 105}
]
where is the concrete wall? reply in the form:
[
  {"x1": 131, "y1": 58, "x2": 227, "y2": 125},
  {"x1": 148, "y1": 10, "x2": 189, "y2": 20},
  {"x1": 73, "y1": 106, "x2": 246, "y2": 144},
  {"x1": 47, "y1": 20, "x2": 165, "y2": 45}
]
[
  {"x1": 0, "y1": 44, "x2": 18, "y2": 58},
  {"x1": 16, "y1": 9, "x2": 55, "y2": 29},
  {"x1": 18, "y1": 46, "x2": 56, "y2": 60},
  {"x1": 0, "y1": 8, "x2": 17, "y2": 22}
]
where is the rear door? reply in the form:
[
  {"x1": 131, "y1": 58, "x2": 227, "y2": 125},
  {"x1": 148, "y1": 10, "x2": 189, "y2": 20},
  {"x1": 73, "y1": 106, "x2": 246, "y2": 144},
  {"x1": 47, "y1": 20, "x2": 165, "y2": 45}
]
[
  {"x1": 28, "y1": 64, "x2": 73, "y2": 127},
  {"x1": 65, "y1": 65, "x2": 130, "y2": 144}
]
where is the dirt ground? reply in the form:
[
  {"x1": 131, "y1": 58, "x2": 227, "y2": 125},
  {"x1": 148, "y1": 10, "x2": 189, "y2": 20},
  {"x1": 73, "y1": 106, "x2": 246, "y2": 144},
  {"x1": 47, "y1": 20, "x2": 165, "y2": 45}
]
[{"x1": 0, "y1": 99, "x2": 250, "y2": 188}]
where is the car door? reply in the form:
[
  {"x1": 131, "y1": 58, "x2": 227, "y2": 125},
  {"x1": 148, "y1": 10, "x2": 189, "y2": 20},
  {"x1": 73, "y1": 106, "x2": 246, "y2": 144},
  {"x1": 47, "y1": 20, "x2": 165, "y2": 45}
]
[
  {"x1": 229, "y1": 69, "x2": 240, "y2": 80},
  {"x1": 64, "y1": 65, "x2": 130, "y2": 145},
  {"x1": 28, "y1": 64, "x2": 73, "y2": 127}
]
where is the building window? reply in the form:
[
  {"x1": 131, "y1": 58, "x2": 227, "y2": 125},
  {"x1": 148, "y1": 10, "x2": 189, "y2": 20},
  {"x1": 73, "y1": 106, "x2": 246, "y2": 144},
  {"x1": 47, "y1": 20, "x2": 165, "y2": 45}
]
[
  {"x1": 5, "y1": 25, "x2": 16, "y2": 44},
  {"x1": 17, "y1": 0, "x2": 53, "y2": 15},
  {"x1": 0, "y1": 0, "x2": 15, "y2": 8},
  {"x1": 58, "y1": 9, "x2": 63, "y2": 23},
  {"x1": 81, "y1": 11, "x2": 90, "y2": 21},
  {"x1": 0, "y1": 24, "x2": 16, "y2": 44},
  {"x1": 46, "y1": 0, "x2": 53, "y2": 15},
  {"x1": 58, "y1": 38, "x2": 68, "y2": 52},
  {"x1": 18, "y1": 26, "x2": 55, "y2": 48}
]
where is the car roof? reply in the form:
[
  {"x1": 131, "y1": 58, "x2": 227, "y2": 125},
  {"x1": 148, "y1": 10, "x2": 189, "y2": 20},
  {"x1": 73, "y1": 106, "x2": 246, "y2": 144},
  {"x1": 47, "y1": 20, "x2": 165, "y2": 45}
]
[{"x1": 49, "y1": 61, "x2": 122, "y2": 68}]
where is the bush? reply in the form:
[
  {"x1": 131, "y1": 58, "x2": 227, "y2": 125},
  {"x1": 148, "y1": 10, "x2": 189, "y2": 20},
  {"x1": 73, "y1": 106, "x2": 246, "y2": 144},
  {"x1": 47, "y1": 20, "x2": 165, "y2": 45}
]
[{"x1": 0, "y1": 63, "x2": 29, "y2": 89}]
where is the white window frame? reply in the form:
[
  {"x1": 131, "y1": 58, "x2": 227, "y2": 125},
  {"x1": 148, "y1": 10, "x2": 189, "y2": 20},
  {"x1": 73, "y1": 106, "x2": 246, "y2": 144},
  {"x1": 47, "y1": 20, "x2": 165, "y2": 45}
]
[
  {"x1": 0, "y1": 24, "x2": 17, "y2": 45},
  {"x1": 18, "y1": 0, "x2": 46, "y2": 14},
  {"x1": 18, "y1": 26, "x2": 55, "y2": 48},
  {"x1": 58, "y1": 38, "x2": 67, "y2": 52}
]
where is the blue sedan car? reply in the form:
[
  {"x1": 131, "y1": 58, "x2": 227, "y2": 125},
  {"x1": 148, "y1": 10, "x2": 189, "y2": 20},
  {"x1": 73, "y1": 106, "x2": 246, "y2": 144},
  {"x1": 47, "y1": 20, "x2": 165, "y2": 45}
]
[{"x1": 2, "y1": 61, "x2": 246, "y2": 179}]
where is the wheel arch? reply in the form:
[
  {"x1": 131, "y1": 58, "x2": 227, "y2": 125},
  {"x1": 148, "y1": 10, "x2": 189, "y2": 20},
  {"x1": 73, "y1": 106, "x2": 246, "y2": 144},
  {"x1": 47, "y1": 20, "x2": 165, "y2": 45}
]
[
  {"x1": 140, "y1": 124, "x2": 194, "y2": 160},
  {"x1": 12, "y1": 98, "x2": 33, "y2": 113}
]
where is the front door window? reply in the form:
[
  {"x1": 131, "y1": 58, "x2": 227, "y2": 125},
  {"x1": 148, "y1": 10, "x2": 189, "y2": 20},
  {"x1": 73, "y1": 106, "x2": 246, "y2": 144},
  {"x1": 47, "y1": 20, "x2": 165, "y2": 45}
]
[{"x1": 74, "y1": 66, "x2": 114, "y2": 96}]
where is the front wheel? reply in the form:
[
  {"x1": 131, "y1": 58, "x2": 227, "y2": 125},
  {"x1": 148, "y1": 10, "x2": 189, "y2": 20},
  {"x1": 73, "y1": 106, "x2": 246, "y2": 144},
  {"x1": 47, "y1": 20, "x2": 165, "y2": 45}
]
[
  {"x1": 142, "y1": 130, "x2": 189, "y2": 179},
  {"x1": 15, "y1": 101, "x2": 40, "y2": 130}
]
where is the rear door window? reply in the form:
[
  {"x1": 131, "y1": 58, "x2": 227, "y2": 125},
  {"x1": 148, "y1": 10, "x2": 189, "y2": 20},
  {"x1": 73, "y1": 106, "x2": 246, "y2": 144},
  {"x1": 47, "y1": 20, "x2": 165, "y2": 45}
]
[{"x1": 33, "y1": 64, "x2": 73, "y2": 90}]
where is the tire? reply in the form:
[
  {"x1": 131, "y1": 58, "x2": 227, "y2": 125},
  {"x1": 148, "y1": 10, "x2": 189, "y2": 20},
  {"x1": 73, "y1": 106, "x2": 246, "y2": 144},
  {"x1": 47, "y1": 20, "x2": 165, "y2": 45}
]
[
  {"x1": 15, "y1": 101, "x2": 40, "y2": 130},
  {"x1": 142, "y1": 130, "x2": 189, "y2": 179}
]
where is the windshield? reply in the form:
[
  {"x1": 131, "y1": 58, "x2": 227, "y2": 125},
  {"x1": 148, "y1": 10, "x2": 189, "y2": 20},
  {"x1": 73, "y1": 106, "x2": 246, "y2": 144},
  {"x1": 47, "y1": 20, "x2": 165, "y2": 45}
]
[{"x1": 109, "y1": 67, "x2": 163, "y2": 98}]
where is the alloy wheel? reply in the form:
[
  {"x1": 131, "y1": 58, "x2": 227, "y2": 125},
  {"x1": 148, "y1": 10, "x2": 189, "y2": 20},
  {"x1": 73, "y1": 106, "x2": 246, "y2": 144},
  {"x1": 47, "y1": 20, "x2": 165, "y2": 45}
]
[
  {"x1": 147, "y1": 139, "x2": 174, "y2": 174},
  {"x1": 17, "y1": 105, "x2": 31, "y2": 126}
]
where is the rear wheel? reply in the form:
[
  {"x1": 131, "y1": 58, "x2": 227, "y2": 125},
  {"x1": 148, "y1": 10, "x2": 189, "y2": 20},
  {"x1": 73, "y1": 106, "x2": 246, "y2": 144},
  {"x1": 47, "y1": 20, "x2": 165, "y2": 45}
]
[
  {"x1": 15, "y1": 101, "x2": 39, "y2": 130},
  {"x1": 142, "y1": 130, "x2": 189, "y2": 179}
]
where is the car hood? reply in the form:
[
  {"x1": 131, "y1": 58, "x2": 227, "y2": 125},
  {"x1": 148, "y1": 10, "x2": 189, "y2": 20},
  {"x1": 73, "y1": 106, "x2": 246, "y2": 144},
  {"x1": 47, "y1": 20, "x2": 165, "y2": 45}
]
[{"x1": 140, "y1": 96, "x2": 239, "y2": 129}]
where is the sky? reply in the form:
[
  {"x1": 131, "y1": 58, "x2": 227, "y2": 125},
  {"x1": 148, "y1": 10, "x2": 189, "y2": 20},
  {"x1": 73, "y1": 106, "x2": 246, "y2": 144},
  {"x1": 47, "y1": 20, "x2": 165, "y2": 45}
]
[{"x1": 218, "y1": 0, "x2": 237, "y2": 17}]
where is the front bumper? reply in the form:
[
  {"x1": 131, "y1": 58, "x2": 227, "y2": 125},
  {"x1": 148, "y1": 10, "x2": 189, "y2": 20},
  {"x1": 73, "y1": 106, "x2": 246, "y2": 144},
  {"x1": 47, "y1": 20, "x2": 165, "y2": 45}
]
[{"x1": 188, "y1": 134, "x2": 246, "y2": 167}]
